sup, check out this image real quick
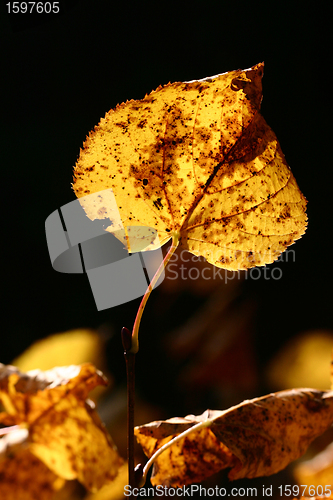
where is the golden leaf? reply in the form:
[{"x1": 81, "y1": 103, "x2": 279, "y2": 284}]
[
  {"x1": 0, "y1": 363, "x2": 123, "y2": 493},
  {"x1": 135, "y1": 389, "x2": 333, "y2": 487},
  {"x1": 73, "y1": 62, "x2": 307, "y2": 270}
]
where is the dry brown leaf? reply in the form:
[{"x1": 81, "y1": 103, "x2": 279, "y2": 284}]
[
  {"x1": 73, "y1": 62, "x2": 307, "y2": 270},
  {"x1": 140, "y1": 424, "x2": 236, "y2": 487},
  {"x1": 135, "y1": 389, "x2": 333, "y2": 487},
  {"x1": 0, "y1": 363, "x2": 123, "y2": 494}
]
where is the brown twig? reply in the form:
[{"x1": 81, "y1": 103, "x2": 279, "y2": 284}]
[
  {"x1": 122, "y1": 234, "x2": 180, "y2": 492},
  {"x1": 121, "y1": 326, "x2": 136, "y2": 490}
]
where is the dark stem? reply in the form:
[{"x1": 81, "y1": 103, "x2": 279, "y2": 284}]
[
  {"x1": 122, "y1": 327, "x2": 136, "y2": 490},
  {"x1": 121, "y1": 236, "x2": 179, "y2": 491}
]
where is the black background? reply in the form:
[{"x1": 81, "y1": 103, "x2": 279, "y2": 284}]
[{"x1": 1, "y1": 1, "x2": 331, "y2": 404}]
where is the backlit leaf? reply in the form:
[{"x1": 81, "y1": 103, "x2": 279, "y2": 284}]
[
  {"x1": 73, "y1": 62, "x2": 307, "y2": 270},
  {"x1": 135, "y1": 389, "x2": 333, "y2": 487}
]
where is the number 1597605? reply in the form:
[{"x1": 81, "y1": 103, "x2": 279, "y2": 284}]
[
  {"x1": 278, "y1": 485, "x2": 332, "y2": 497},
  {"x1": 6, "y1": 2, "x2": 60, "y2": 14}
]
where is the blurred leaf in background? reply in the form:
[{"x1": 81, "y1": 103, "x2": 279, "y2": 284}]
[
  {"x1": 266, "y1": 330, "x2": 333, "y2": 390},
  {"x1": 0, "y1": 363, "x2": 123, "y2": 499}
]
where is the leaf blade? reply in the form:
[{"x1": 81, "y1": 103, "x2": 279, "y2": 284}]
[
  {"x1": 135, "y1": 389, "x2": 333, "y2": 487},
  {"x1": 73, "y1": 62, "x2": 307, "y2": 270}
]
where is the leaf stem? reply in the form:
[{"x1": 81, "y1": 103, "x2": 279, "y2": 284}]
[
  {"x1": 124, "y1": 348, "x2": 136, "y2": 488},
  {"x1": 138, "y1": 419, "x2": 211, "y2": 487},
  {"x1": 122, "y1": 233, "x2": 180, "y2": 490},
  {"x1": 130, "y1": 233, "x2": 180, "y2": 354}
]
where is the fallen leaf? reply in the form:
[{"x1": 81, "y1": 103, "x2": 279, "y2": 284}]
[
  {"x1": 73, "y1": 62, "x2": 307, "y2": 270},
  {"x1": 140, "y1": 424, "x2": 236, "y2": 487},
  {"x1": 135, "y1": 389, "x2": 333, "y2": 487},
  {"x1": 0, "y1": 363, "x2": 123, "y2": 493}
]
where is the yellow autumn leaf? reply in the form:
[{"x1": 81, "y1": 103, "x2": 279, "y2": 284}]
[
  {"x1": 139, "y1": 424, "x2": 236, "y2": 487},
  {"x1": 135, "y1": 389, "x2": 333, "y2": 487},
  {"x1": 73, "y1": 62, "x2": 307, "y2": 270},
  {"x1": 0, "y1": 363, "x2": 123, "y2": 493}
]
